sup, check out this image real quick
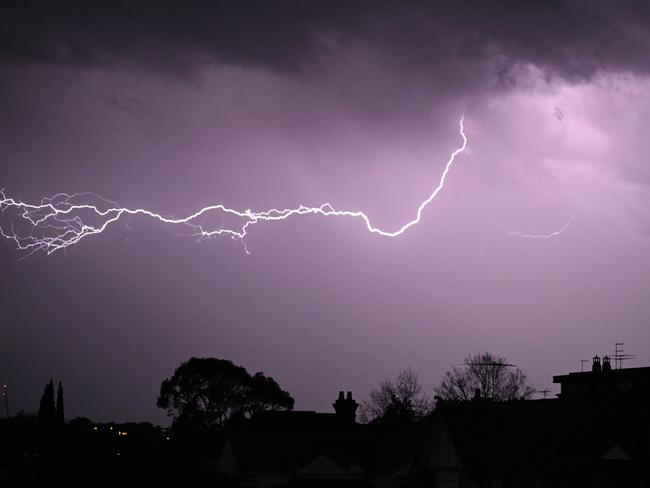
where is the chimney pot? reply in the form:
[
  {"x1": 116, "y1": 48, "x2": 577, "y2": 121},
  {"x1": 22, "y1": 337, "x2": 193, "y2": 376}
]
[
  {"x1": 333, "y1": 391, "x2": 358, "y2": 424},
  {"x1": 602, "y1": 355, "x2": 612, "y2": 372},
  {"x1": 592, "y1": 355, "x2": 602, "y2": 372}
]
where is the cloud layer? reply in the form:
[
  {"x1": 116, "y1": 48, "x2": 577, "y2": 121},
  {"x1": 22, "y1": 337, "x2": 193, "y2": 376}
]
[{"x1": 4, "y1": 1, "x2": 650, "y2": 88}]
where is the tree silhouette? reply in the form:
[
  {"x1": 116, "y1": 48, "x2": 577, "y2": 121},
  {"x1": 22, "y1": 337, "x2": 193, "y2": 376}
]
[
  {"x1": 245, "y1": 372, "x2": 295, "y2": 415},
  {"x1": 37, "y1": 379, "x2": 65, "y2": 481},
  {"x1": 359, "y1": 368, "x2": 433, "y2": 425},
  {"x1": 157, "y1": 357, "x2": 294, "y2": 430},
  {"x1": 56, "y1": 381, "x2": 64, "y2": 425},
  {"x1": 38, "y1": 380, "x2": 55, "y2": 431},
  {"x1": 435, "y1": 352, "x2": 535, "y2": 402}
]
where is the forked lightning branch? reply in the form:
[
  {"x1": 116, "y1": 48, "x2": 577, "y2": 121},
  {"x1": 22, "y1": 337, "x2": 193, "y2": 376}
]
[{"x1": 0, "y1": 118, "x2": 569, "y2": 256}]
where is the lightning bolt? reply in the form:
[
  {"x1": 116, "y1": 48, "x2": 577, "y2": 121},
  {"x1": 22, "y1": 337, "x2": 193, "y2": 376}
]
[
  {"x1": 0, "y1": 117, "x2": 467, "y2": 256},
  {"x1": 497, "y1": 217, "x2": 573, "y2": 239}
]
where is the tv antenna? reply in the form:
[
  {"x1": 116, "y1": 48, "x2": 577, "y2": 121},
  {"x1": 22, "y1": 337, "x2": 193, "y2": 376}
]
[
  {"x1": 535, "y1": 388, "x2": 550, "y2": 399},
  {"x1": 460, "y1": 362, "x2": 516, "y2": 367},
  {"x1": 614, "y1": 343, "x2": 635, "y2": 370}
]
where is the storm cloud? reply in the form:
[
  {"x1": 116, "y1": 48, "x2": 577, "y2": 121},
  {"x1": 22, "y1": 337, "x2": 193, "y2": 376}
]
[{"x1": 3, "y1": 1, "x2": 650, "y2": 88}]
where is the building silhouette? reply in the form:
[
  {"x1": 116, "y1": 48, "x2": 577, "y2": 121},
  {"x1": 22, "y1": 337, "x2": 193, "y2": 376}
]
[
  {"x1": 216, "y1": 361, "x2": 650, "y2": 487},
  {"x1": 554, "y1": 356, "x2": 650, "y2": 401}
]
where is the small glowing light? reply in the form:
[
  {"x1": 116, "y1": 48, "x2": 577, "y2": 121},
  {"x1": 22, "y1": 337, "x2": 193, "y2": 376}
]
[
  {"x1": 93, "y1": 426, "x2": 98, "y2": 431},
  {"x1": 165, "y1": 436, "x2": 170, "y2": 441}
]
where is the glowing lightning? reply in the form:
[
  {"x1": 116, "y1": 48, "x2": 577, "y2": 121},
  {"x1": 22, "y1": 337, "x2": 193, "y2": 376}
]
[
  {"x1": 0, "y1": 118, "x2": 467, "y2": 256},
  {"x1": 497, "y1": 217, "x2": 573, "y2": 239}
]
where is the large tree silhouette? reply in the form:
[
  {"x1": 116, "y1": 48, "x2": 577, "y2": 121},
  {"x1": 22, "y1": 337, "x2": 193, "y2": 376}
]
[
  {"x1": 435, "y1": 352, "x2": 535, "y2": 402},
  {"x1": 157, "y1": 357, "x2": 294, "y2": 430},
  {"x1": 359, "y1": 368, "x2": 433, "y2": 425}
]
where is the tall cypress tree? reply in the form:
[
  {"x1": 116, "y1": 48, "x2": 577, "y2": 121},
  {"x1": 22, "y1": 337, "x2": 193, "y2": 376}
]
[
  {"x1": 38, "y1": 379, "x2": 55, "y2": 428},
  {"x1": 38, "y1": 379, "x2": 57, "y2": 480},
  {"x1": 56, "y1": 381, "x2": 64, "y2": 425}
]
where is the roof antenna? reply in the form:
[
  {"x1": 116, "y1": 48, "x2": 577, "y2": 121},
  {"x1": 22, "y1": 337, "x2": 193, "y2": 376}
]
[{"x1": 614, "y1": 342, "x2": 635, "y2": 370}]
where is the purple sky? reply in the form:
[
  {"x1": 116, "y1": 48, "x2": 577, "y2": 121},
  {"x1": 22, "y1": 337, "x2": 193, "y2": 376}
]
[{"x1": 2, "y1": 1, "x2": 650, "y2": 423}]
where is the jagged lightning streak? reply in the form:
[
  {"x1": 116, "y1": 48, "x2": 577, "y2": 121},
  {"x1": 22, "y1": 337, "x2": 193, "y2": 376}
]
[
  {"x1": 497, "y1": 217, "x2": 573, "y2": 239},
  {"x1": 0, "y1": 118, "x2": 467, "y2": 256}
]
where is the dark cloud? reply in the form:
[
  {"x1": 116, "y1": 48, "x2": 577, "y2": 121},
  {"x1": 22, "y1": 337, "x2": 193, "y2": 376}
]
[{"x1": 2, "y1": 1, "x2": 650, "y2": 87}]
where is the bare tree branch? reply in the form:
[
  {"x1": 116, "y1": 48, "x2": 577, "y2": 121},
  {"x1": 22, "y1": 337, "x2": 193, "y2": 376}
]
[
  {"x1": 360, "y1": 367, "x2": 433, "y2": 424},
  {"x1": 435, "y1": 352, "x2": 534, "y2": 402}
]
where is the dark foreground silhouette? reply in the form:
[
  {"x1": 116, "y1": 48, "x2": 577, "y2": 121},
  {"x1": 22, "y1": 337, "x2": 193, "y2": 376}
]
[{"x1": 2, "y1": 356, "x2": 650, "y2": 487}]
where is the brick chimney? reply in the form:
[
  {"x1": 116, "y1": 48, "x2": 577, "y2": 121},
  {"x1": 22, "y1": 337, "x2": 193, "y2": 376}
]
[{"x1": 333, "y1": 391, "x2": 358, "y2": 424}]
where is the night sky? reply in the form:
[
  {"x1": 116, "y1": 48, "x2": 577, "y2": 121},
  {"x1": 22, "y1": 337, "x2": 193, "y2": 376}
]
[{"x1": 2, "y1": 1, "x2": 650, "y2": 424}]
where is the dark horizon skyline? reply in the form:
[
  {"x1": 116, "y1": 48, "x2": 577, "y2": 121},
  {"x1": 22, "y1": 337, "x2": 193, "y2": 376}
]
[{"x1": 2, "y1": 0, "x2": 650, "y2": 424}]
